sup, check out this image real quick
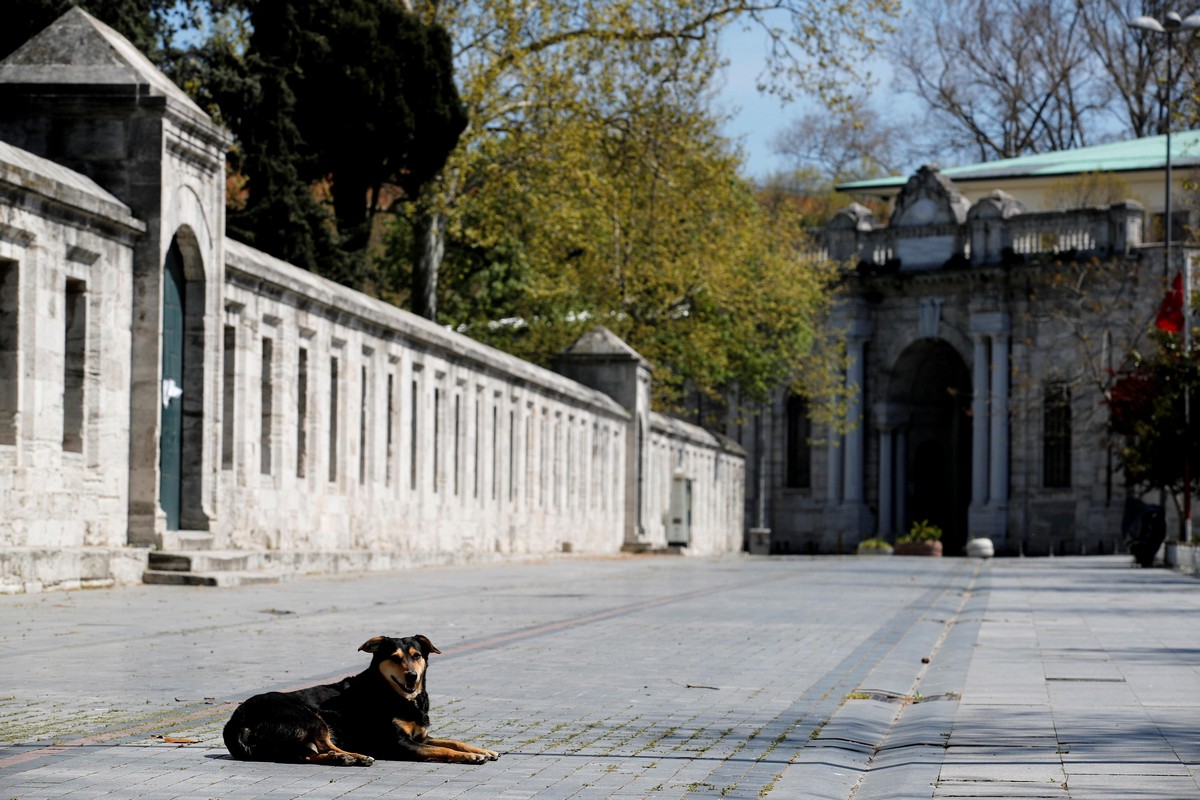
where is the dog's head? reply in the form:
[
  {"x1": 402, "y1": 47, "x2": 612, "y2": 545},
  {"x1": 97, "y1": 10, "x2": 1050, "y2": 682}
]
[{"x1": 359, "y1": 634, "x2": 442, "y2": 700}]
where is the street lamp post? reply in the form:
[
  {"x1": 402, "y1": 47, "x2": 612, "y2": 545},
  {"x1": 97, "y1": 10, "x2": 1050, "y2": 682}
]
[{"x1": 1129, "y1": 11, "x2": 1200, "y2": 544}]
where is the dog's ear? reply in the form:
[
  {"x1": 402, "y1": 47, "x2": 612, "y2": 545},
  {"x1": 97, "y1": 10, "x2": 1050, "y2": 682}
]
[
  {"x1": 358, "y1": 636, "x2": 390, "y2": 653},
  {"x1": 412, "y1": 634, "x2": 442, "y2": 656}
]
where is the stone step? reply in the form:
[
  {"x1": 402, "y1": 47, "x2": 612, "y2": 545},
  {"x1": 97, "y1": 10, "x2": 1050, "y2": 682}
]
[
  {"x1": 160, "y1": 530, "x2": 216, "y2": 551},
  {"x1": 140, "y1": 548, "x2": 517, "y2": 588},
  {"x1": 142, "y1": 568, "x2": 291, "y2": 587},
  {"x1": 148, "y1": 550, "x2": 265, "y2": 573},
  {"x1": 620, "y1": 542, "x2": 684, "y2": 556}
]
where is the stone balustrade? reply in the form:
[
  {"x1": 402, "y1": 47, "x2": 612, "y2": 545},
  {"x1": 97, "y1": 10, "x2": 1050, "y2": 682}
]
[{"x1": 819, "y1": 187, "x2": 1145, "y2": 271}]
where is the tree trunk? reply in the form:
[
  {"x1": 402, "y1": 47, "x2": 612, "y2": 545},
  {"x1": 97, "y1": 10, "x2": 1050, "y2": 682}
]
[{"x1": 411, "y1": 207, "x2": 445, "y2": 321}]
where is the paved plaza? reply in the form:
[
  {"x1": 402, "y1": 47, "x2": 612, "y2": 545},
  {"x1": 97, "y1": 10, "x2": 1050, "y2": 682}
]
[{"x1": 1, "y1": 554, "x2": 1198, "y2": 799}]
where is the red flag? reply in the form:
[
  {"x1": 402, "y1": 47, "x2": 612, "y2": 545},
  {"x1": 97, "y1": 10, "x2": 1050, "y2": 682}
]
[{"x1": 1156, "y1": 271, "x2": 1184, "y2": 333}]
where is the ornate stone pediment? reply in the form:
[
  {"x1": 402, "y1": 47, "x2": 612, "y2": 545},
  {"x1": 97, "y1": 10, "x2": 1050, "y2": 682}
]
[{"x1": 890, "y1": 165, "x2": 970, "y2": 227}]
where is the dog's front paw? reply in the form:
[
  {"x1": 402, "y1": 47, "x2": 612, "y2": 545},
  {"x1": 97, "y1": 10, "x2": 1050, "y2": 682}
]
[
  {"x1": 483, "y1": 748, "x2": 500, "y2": 761},
  {"x1": 343, "y1": 754, "x2": 374, "y2": 766}
]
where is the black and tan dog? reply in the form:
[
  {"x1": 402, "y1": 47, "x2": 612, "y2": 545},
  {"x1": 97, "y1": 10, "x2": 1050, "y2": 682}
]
[{"x1": 223, "y1": 634, "x2": 500, "y2": 766}]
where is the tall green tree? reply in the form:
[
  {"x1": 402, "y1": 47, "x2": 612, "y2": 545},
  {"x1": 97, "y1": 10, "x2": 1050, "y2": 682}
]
[
  {"x1": 392, "y1": 30, "x2": 843, "y2": 413},
  {"x1": 176, "y1": 0, "x2": 466, "y2": 286},
  {"x1": 398, "y1": 0, "x2": 900, "y2": 321}
]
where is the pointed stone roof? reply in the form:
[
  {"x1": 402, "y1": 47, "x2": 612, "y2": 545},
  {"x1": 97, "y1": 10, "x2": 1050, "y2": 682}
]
[
  {"x1": 562, "y1": 325, "x2": 649, "y2": 366},
  {"x1": 0, "y1": 6, "x2": 206, "y2": 118}
]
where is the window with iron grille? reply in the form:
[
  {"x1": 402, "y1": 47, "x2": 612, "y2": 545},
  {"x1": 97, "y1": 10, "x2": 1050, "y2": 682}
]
[
  {"x1": 1043, "y1": 383, "x2": 1071, "y2": 488},
  {"x1": 786, "y1": 394, "x2": 811, "y2": 489}
]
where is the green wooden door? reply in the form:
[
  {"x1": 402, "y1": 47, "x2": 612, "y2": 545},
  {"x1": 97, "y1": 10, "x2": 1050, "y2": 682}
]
[{"x1": 159, "y1": 241, "x2": 185, "y2": 530}]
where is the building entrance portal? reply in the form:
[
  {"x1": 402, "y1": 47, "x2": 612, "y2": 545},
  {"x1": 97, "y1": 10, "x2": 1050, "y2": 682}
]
[
  {"x1": 158, "y1": 233, "x2": 208, "y2": 534},
  {"x1": 887, "y1": 340, "x2": 972, "y2": 555}
]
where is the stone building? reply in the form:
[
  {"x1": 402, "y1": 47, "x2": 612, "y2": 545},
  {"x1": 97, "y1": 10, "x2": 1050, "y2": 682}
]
[
  {"x1": 0, "y1": 9, "x2": 744, "y2": 592},
  {"x1": 749, "y1": 162, "x2": 1188, "y2": 557}
]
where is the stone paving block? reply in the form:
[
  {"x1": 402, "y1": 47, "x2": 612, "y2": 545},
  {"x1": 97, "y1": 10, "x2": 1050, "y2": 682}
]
[
  {"x1": 1063, "y1": 773, "x2": 1200, "y2": 799},
  {"x1": 939, "y1": 747, "x2": 1065, "y2": 784},
  {"x1": 854, "y1": 746, "x2": 944, "y2": 800},
  {"x1": 884, "y1": 700, "x2": 957, "y2": 749},
  {"x1": 933, "y1": 781, "x2": 1068, "y2": 798},
  {"x1": 2, "y1": 557, "x2": 1199, "y2": 799}
]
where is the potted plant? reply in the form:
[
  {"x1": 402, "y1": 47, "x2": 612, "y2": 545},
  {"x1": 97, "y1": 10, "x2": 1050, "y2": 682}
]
[
  {"x1": 856, "y1": 537, "x2": 894, "y2": 556},
  {"x1": 894, "y1": 520, "x2": 943, "y2": 557}
]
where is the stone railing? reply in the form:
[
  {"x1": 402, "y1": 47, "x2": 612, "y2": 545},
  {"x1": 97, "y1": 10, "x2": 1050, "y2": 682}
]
[{"x1": 819, "y1": 200, "x2": 1145, "y2": 270}]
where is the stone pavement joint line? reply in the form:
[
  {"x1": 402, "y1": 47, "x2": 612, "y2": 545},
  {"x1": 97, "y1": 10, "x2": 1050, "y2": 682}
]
[{"x1": 0, "y1": 555, "x2": 1198, "y2": 799}]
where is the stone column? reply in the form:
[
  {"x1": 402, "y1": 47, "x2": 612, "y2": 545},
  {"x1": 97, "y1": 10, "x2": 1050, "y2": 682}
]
[
  {"x1": 968, "y1": 311, "x2": 1010, "y2": 545},
  {"x1": 878, "y1": 426, "x2": 893, "y2": 538},
  {"x1": 826, "y1": 425, "x2": 843, "y2": 504},
  {"x1": 895, "y1": 429, "x2": 908, "y2": 536},
  {"x1": 824, "y1": 301, "x2": 874, "y2": 543},
  {"x1": 988, "y1": 334, "x2": 1010, "y2": 507},
  {"x1": 971, "y1": 335, "x2": 989, "y2": 508},
  {"x1": 874, "y1": 404, "x2": 907, "y2": 539},
  {"x1": 844, "y1": 336, "x2": 867, "y2": 504}
]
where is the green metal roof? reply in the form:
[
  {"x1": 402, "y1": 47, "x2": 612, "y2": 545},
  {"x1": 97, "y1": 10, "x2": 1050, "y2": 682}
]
[{"x1": 837, "y1": 129, "x2": 1200, "y2": 193}]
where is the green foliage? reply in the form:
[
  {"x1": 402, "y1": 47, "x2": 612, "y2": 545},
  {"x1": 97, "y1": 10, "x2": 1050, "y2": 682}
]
[
  {"x1": 857, "y1": 537, "x2": 892, "y2": 551},
  {"x1": 898, "y1": 520, "x2": 943, "y2": 543},
  {"x1": 410, "y1": 73, "x2": 842, "y2": 411},
  {"x1": 173, "y1": 0, "x2": 466, "y2": 288}
]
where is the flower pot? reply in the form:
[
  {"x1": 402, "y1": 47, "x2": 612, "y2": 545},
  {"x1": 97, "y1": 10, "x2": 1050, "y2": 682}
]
[{"x1": 893, "y1": 540, "x2": 943, "y2": 557}]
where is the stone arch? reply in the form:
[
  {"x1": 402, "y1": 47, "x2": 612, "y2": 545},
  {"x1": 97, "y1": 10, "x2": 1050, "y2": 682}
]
[{"x1": 886, "y1": 338, "x2": 973, "y2": 554}]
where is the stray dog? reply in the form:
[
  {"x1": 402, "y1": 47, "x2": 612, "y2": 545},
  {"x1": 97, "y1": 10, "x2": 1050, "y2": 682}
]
[{"x1": 223, "y1": 634, "x2": 500, "y2": 766}]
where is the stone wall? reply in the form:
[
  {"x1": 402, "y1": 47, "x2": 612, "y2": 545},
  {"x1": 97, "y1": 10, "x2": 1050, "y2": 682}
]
[
  {"x1": 0, "y1": 9, "x2": 745, "y2": 592},
  {"x1": 645, "y1": 413, "x2": 745, "y2": 555},
  {"x1": 0, "y1": 141, "x2": 144, "y2": 591},
  {"x1": 217, "y1": 241, "x2": 631, "y2": 559}
]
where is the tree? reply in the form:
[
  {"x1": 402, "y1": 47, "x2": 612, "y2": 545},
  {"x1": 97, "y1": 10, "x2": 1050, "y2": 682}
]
[
  {"x1": 1108, "y1": 329, "x2": 1200, "y2": 506},
  {"x1": 385, "y1": 34, "x2": 843, "y2": 413},
  {"x1": 1077, "y1": 0, "x2": 1200, "y2": 139},
  {"x1": 889, "y1": 0, "x2": 1200, "y2": 163},
  {"x1": 175, "y1": 0, "x2": 467, "y2": 286},
  {"x1": 398, "y1": 0, "x2": 900, "y2": 321},
  {"x1": 891, "y1": 0, "x2": 1102, "y2": 162},
  {"x1": 763, "y1": 103, "x2": 913, "y2": 230},
  {"x1": 770, "y1": 103, "x2": 913, "y2": 184}
]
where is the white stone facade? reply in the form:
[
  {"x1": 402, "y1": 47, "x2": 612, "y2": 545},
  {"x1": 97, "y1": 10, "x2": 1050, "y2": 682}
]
[{"x1": 0, "y1": 9, "x2": 745, "y2": 592}]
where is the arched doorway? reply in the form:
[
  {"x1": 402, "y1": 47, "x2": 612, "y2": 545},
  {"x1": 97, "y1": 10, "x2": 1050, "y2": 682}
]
[
  {"x1": 159, "y1": 231, "x2": 208, "y2": 531},
  {"x1": 891, "y1": 340, "x2": 972, "y2": 554}
]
